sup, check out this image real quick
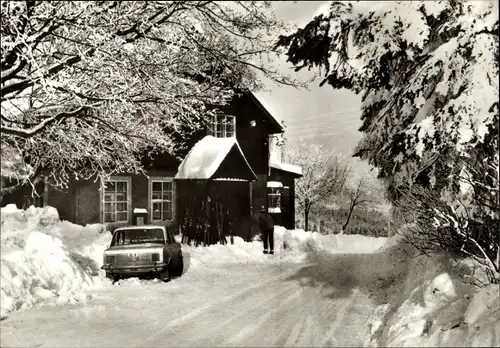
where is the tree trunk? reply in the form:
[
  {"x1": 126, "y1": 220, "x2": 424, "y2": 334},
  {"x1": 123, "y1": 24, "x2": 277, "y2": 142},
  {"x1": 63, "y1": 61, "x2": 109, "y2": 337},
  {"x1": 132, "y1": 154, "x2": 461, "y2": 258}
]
[
  {"x1": 342, "y1": 202, "x2": 356, "y2": 232},
  {"x1": 342, "y1": 183, "x2": 362, "y2": 233},
  {"x1": 304, "y1": 208, "x2": 309, "y2": 232}
]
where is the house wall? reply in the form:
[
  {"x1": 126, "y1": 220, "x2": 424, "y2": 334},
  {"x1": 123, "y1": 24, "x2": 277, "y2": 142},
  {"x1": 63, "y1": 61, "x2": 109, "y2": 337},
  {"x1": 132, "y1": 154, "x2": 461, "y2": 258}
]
[
  {"x1": 47, "y1": 185, "x2": 76, "y2": 222},
  {"x1": 251, "y1": 174, "x2": 268, "y2": 216},
  {"x1": 74, "y1": 179, "x2": 100, "y2": 224},
  {"x1": 224, "y1": 94, "x2": 271, "y2": 175},
  {"x1": 269, "y1": 169, "x2": 298, "y2": 230},
  {"x1": 224, "y1": 94, "x2": 274, "y2": 221},
  {"x1": 43, "y1": 170, "x2": 177, "y2": 228}
]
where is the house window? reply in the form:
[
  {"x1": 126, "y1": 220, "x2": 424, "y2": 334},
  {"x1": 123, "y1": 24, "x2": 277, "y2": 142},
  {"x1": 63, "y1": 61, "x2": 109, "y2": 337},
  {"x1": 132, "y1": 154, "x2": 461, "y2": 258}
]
[
  {"x1": 102, "y1": 177, "x2": 130, "y2": 223},
  {"x1": 268, "y1": 187, "x2": 281, "y2": 213},
  {"x1": 208, "y1": 114, "x2": 236, "y2": 138},
  {"x1": 267, "y1": 181, "x2": 283, "y2": 213},
  {"x1": 150, "y1": 178, "x2": 175, "y2": 221}
]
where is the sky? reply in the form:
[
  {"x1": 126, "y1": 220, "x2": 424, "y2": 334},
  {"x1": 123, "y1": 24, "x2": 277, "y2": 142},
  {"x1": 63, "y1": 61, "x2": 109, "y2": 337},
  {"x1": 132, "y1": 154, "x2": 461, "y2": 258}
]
[{"x1": 254, "y1": 1, "x2": 363, "y2": 157}]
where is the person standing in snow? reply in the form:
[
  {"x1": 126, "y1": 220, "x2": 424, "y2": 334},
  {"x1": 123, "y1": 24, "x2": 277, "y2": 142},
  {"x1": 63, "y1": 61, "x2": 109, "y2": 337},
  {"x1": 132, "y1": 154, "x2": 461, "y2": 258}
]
[{"x1": 255, "y1": 205, "x2": 275, "y2": 254}]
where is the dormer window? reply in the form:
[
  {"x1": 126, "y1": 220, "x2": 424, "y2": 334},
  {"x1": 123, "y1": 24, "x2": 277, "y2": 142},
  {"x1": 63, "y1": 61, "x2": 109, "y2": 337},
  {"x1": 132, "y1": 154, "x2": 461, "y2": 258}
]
[{"x1": 208, "y1": 114, "x2": 236, "y2": 138}]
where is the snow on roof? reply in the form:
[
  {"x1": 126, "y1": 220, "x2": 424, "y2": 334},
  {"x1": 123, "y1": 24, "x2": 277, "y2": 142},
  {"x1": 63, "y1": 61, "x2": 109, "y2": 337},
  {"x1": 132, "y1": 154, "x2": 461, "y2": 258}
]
[
  {"x1": 213, "y1": 178, "x2": 248, "y2": 182},
  {"x1": 114, "y1": 225, "x2": 165, "y2": 231},
  {"x1": 248, "y1": 92, "x2": 284, "y2": 134},
  {"x1": 270, "y1": 161, "x2": 303, "y2": 177},
  {"x1": 267, "y1": 181, "x2": 283, "y2": 188},
  {"x1": 175, "y1": 135, "x2": 256, "y2": 180}
]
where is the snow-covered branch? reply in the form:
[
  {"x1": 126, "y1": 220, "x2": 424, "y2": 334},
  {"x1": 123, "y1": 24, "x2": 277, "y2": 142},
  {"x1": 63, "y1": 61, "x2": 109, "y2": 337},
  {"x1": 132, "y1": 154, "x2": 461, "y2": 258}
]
[
  {"x1": 1, "y1": 105, "x2": 93, "y2": 138},
  {"x1": 1, "y1": 1, "x2": 302, "y2": 195}
]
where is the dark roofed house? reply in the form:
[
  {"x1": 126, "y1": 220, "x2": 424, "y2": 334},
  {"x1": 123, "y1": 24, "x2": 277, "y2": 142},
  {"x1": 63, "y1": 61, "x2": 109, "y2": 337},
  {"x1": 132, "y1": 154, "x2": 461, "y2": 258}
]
[
  {"x1": 268, "y1": 161, "x2": 303, "y2": 229},
  {"x1": 1, "y1": 91, "x2": 303, "y2": 243}
]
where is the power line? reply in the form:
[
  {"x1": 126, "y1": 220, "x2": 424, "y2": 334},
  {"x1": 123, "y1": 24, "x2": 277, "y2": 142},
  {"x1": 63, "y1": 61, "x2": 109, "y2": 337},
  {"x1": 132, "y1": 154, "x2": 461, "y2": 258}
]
[
  {"x1": 287, "y1": 119, "x2": 356, "y2": 130},
  {"x1": 289, "y1": 129, "x2": 361, "y2": 140},
  {"x1": 285, "y1": 111, "x2": 361, "y2": 125},
  {"x1": 288, "y1": 125, "x2": 360, "y2": 137},
  {"x1": 284, "y1": 108, "x2": 361, "y2": 124},
  {"x1": 286, "y1": 119, "x2": 361, "y2": 135},
  {"x1": 286, "y1": 119, "x2": 362, "y2": 133}
]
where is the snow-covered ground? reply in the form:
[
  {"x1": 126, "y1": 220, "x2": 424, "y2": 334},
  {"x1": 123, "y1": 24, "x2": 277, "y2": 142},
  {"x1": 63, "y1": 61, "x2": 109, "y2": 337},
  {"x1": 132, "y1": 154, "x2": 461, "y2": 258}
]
[
  {"x1": 182, "y1": 225, "x2": 388, "y2": 270},
  {"x1": 1, "y1": 205, "x2": 111, "y2": 320},
  {"x1": 363, "y1": 233, "x2": 500, "y2": 347},
  {"x1": 0, "y1": 205, "x2": 386, "y2": 321},
  {"x1": 1, "y1": 205, "x2": 498, "y2": 347}
]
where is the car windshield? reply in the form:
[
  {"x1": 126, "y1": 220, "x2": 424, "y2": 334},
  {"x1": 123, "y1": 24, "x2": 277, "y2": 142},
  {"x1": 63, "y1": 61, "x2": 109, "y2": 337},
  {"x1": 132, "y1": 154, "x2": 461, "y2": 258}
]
[{"x1": 111, "y1": 228, "x2": 165, "y2": 246}]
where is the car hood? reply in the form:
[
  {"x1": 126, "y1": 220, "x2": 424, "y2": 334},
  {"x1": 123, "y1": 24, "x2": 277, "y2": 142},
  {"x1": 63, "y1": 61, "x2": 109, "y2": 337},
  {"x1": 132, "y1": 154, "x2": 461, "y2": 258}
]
[{"x1": 104, "y1": 243, "x2": 165, "y2": 255}]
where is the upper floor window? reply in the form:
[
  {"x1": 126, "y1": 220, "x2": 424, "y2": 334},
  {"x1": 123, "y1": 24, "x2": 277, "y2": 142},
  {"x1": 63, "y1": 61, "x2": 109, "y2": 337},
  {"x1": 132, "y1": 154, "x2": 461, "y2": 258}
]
[{"x1": 208, "y1": 114, "x2": 236, "y2": 138}]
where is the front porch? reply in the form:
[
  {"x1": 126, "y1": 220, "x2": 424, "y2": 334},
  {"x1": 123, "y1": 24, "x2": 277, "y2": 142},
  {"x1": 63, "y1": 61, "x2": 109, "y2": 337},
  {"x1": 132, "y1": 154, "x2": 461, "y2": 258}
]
[{"x1": 175, "y1": 136, "x2": 258, "y2": 245}]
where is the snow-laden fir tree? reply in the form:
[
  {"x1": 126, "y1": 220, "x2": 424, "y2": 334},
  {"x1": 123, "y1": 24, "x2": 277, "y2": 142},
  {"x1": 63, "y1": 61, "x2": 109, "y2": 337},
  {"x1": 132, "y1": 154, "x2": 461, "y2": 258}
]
[{"x1": 276, "y1": 1, "x2": 499, "y2": 280}]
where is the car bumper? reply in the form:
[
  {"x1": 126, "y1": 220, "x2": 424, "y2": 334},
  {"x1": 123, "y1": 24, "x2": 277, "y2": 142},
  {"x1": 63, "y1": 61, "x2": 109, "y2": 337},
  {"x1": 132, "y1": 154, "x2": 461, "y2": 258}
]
[{"x1": 101, "y1": 263, "x2": 167, "y2": 274}]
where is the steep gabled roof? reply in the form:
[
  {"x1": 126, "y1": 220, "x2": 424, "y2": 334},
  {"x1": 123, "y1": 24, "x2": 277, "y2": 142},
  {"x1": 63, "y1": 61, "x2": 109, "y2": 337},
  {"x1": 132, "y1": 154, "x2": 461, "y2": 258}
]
[
  {"x1": 246, "y1": 91, "x2": 284, "y2": 134},
  {"x1": 175, "y1": 135, "x2": 257, "y2": 181},
  {"x1": 182, "y1": 69, "x2": 284, "y2": 135}
]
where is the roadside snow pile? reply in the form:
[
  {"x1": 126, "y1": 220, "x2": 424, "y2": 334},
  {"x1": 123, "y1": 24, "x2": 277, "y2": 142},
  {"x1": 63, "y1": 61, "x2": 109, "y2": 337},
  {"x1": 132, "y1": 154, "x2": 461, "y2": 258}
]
[
  {"x1": 278, "y1": 227, "x2": 387, "y2": 255},
  {"x1": 364, "y1": 233, "x2": 500, "y2": 347},
  {"x1": 182, "y1": 226, "x2": 387, "y2": 269},
  {"x1": 1, "y1": 205, "x2": 111, "y2": 320}
]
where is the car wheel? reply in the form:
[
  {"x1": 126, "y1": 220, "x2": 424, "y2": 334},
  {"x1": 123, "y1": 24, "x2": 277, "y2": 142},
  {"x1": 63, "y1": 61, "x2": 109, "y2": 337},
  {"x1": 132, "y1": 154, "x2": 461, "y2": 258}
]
[
  {"x1": 105, "y1": 272, "x2": 119, "y2": 284},
  {"x1": 158, "y1": 263, "x2": 171, "y2": 282},
  {"x1": 173, "y1": 257, "x2": 184, "y2": 277}
]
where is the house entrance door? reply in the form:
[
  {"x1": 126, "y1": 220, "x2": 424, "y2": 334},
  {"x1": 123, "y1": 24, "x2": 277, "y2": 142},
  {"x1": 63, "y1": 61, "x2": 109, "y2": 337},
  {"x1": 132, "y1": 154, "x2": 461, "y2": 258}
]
[{"x1": 209, "y1": 181, "x2": 250, "y2": 237}]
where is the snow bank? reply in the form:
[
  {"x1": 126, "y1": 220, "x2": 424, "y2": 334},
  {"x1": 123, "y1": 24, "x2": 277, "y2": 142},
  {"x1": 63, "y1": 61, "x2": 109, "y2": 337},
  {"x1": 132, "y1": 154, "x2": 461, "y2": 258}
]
[
  {"x1": 181, "y1": 226, "x2": 387, "y2": 270},
  {"x1": 365, "y1": 232, "x2": 500, "y2": 347},
  {"x1": 1, "y1": 204, "x2": 111, "y2": 319}
]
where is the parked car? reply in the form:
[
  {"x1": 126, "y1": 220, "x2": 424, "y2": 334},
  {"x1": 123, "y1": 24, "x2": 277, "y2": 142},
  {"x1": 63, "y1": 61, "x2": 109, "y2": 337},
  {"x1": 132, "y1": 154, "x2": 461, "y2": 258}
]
[{"x1": 101, "y1": 225, "x2": 183, "y2": 282}]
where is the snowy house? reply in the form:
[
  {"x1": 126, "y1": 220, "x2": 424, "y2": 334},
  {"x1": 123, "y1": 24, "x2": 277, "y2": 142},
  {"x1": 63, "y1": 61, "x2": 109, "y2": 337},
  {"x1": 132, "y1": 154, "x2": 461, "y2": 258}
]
[{"x1": 2, "y1": 91, "x2": 302, "y2": 235}]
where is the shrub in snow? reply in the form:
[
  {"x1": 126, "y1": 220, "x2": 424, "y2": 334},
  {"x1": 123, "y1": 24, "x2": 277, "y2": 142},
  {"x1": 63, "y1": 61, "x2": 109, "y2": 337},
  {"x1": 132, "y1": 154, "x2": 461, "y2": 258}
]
[
  {"x1": 1, "y1": 205, "x2": 110, "y2": 319},
  {"x1": 366, "y1": 236, "x2": 500, "y2": 348},
  {"x1": 464, "y1": 284, "x2": 499, "y2": 325}
]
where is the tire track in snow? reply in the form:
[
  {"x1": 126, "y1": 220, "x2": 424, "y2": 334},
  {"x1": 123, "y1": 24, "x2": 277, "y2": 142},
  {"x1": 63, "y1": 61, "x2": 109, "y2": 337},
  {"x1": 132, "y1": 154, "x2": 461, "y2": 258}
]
[
  {"x1": 223, "y1": 281, "x2": 340, "y2": 347},
  {"x1": 140, "y1": 268, "x2": 299, "y2": 347},
  {"x1": 150, "y1": 281, "x2": 301, "y2": 347},
  {"x1": 281, "y1": 283, "x2": 334, "y2": 347},
  {"x1": 271, "y1": 283, "x2": 356, "y2": 347},
  {"x1": 319, "y1": 287, "x2": 360, "y2": 347},
  {"x1": 219, "y1": 275, "x2": 330, "y2": 347},
  {"x1": 269, "y1": 299, "x2": 308, "y2": 347},
  {"x1": 218, "y1": 286, "x2": 305, "y2": 346},
  {"x1": 272, "y1": 285, "x2": 320, "y2": 347}
]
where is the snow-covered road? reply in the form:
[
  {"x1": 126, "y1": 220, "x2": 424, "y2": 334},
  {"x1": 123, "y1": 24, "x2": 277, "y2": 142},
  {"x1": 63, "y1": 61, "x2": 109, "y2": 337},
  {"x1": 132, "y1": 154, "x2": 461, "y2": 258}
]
[{"x1": 1, "y1": 261, "x2": 375, "y2": 347}]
